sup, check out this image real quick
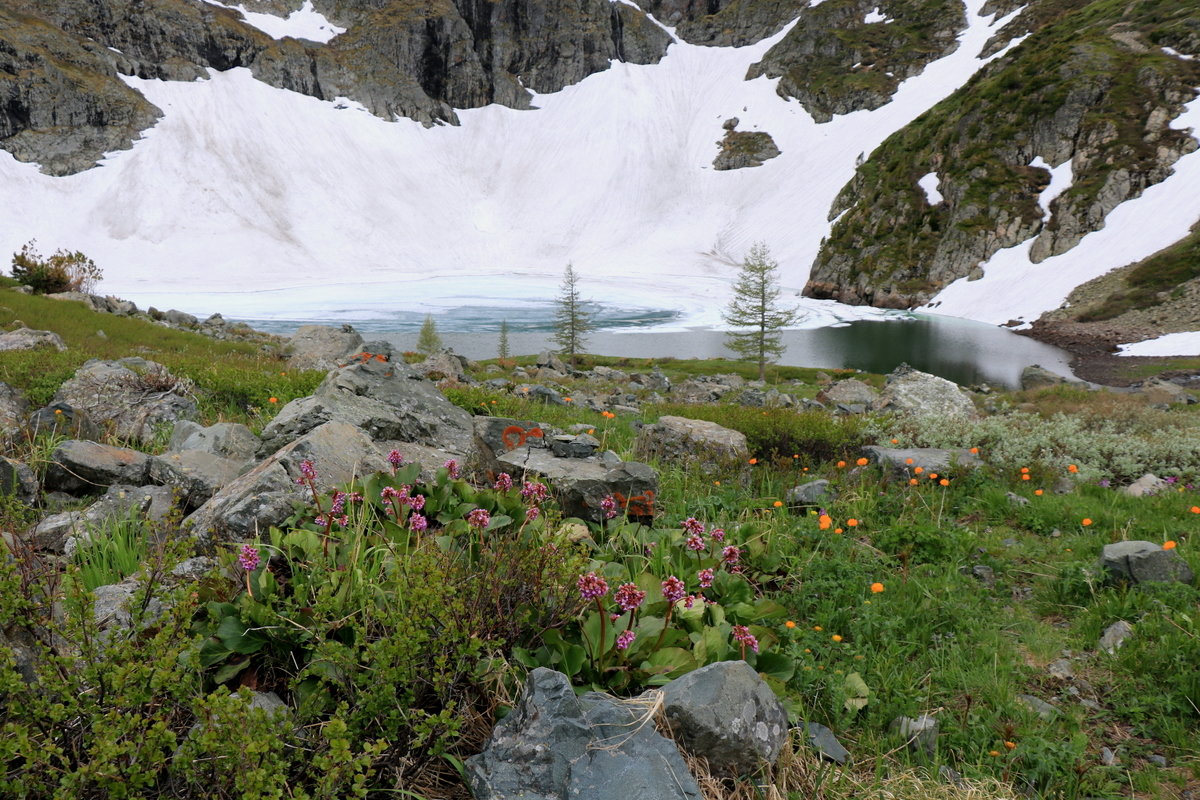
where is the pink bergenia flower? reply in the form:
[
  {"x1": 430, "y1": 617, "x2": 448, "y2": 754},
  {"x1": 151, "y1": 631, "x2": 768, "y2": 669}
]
[
  {"x1": 685, "y1": 534, "x2": 705, "y2": 551},
  {"x1": 661, "y1": 575, "x2": 686, "y2": 603},
  {"x1": 681, "y1": 517, "x2": 704, "y2": 536},
  {"x1": 698, "y1": 568, "x2": 714, "y2": 588},
  {"x1": 613, "y1": 583, "x2": 646, "y2": 612},
  {"x1": 616, "y1": 630, "x2": 636, "y2": 650},
  {"x1": 578, "y1": 572, "x2": 609, "y2": 600},
  {"x1": 467, "y1": 508, "x2": 491, "y2": 529},
  {"x1": 732, "y1": 624, "x2": 759, "y2": 654},
  {"x1": 721, "y1": 545, "x2": 741, "y2": 565},
  {"x1": 238, "y1": 545, "x2": 260, "y2": 572},
  {"x1": 493, "y1": 472, "x2": 514, "y2": 492}
]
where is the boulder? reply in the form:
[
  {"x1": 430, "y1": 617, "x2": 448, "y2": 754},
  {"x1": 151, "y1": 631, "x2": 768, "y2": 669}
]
[
  {"x1": 633, "y1": 416, "x2": 749, "y2": 479},
  {"x1": 872, "y1": 365, "x2": 977, "y2": 420},
  {"x1": 0, "y1": 327, "x2": 66, "y2": 351},
  {"x1": 149, "y1": 450, "x2": 249, "y2": 507},
  {"x1": 1098, "y1": 541, "x2": 1194, "y2": 585},
  {"x1": 786, "y1": 479, "x2": 835, "y2": 509},
  {"x1": 0, "y1": 382, "x2": 28, "y2": 437},
  {"x1": 466, "y1": 668, "x2": 702, "y2": 800},
  {"x1": 28, "y1": 402, "x2": 102, "y2": 441},
  {"x1": 184, "y1": 422, "x2": 386, "y2": 542},
  {"x1": 284, "y1": 324, "x2": 365, "y2": 371},
  {"x1": 815, "y1": 378, "x2": 878, "y2": 408},
  {"x1": 536, "y1": 351, "x2": 570, "y2": 373},
  {"x1": 861, "y1": 446, "x2": 982, "y2": 476},
  {"x1": 0, "y1": 458, "x2": 38, "y2": 505},
  {"x1": 514, "y1": 384, "x2": 567, "y2": 405},
  {"x1": 28, "y1": 511, "x2": 85, "y2": 552},
  {"x1": 591, "y1": 366, "x2": 629, "y2": 382},
  {"x1": 1136, "y1": 378, "x2": 1193, "y2": 406},
  {"x1": 1020, "y1": 365, "x2": 1069, "y2": 391},
  {"x1": 61, "y1": 485, "x2": 178, "y2": 557},
  {"x1": 659, "y1": 660, "x2": 790, "y2": 776},
  {"x1": 54, "y1": 359, "x2": 198, "y2": 443},
  {"x1": 474, "y1": 417, "x2": 551, "y2": 465},
  {"x1": 551, "y1": 433, "x2": 600, "y2": 459},
  {"x1": 497, "y1": 447, "x2": 658, "y2": 522},
  {"x1": 415, "y1": 352, "x2": 467, "y2": 381},
  {"x1": 259, "y1": 360, "x2": 475, "y2": 457},
  {"x1": 169, "y1": 421, "x2": 260, "y2": 461},
  {"x1": 43, "y1": 440, "x2": 151, "y2": 495},
  {"x1": 1122, "y1": 473, "x2": 1167, "y2": 497}
]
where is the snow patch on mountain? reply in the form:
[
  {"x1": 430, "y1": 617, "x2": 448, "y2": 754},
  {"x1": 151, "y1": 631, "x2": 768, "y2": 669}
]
[
  {"x1": 1118, "y1": 332, "x2": 1200, "y2": 357},
  {"x1": 204, "y1": 0, "x2": 345, "y2": 43}
]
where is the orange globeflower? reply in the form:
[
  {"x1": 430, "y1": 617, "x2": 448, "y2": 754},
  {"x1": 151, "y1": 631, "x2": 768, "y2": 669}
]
[
  {"x1": 939, "y1": 478, "x2": 950, "y2": 486},
  {"x1": 1163, "y1": 540, "x2": 1177, "y2": 550},
  {"x1": 749, "y1": 458, "x2": 758, "y2": 465},
  {"x1": 928, "y1": 472, "x2": 938, "y2": 479},
  {"x1": 1191, "y1": 506, "x2": 1200, "y2": 514},
  {"x1": 1022, "y1": 474, "x2": 1031, "y2": 481},
  {"x1": 813, "y1": 625, "x2": 823, "y2": 631},
  {"x1": 1034, "y1": 489, "x2": 1044, "y2": 496},
  {"x1": 914, "y1": 467, "x2": 924, "y2": 475},
  {"x1": 773, "y1": 500, "x2": 784, "y2": 508},
  {"x1": 831, "y1": 634, "x2": 843, "y2": 642},
  {"x1": 909, "y1": 478, "x2": 919, "y2": 485},
  {"x1": 891, "y1": 438, "x2": 899, "y2": 444},
  {"x1": 856, "y1": 457, "x2": 869, "y2": 466},
  {"x1": 1020, "y1": 467, "x2": 1030, "y2": 474},
  {"x1": 1068, "y1": 464, "x2": 1079, "y2": 473},
  {"x1": 905, "y1": 458, "x2": 914, "y2": 465},
  {"x1": 1081, "y1": 518, "x2": 1093, "y2": 527},
  {"x1": 834, "y1": 527, "x2": 843, "y2": 534},
  {"x1": 969, "y1": 447, "x2": 979, "y2": 454},
  {"x1": 870, "y1": 582, "x2": 885, "y2": 593},
  {"x1": 268, "y1": 397, "x2": 278, "y2": 404},
  {"x1": 847, "y1": 518, "x2": 859, "y2": 527},
  {"x1": 1004, "y1": 741, "x2": 1017, "y2": 750},
  {"x1": 837, "y1": 460, "x2": 847, "y2": 468},
  {"x1": 818, "y1": 514, "x2": 833, "y2": 530},
  {"x1": 785, "y1": 620, "x2": 797, "y2": 629}
]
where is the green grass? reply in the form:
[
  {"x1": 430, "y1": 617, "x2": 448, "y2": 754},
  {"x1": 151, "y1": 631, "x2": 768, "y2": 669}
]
[{"x1": 0, "y1": 288, "x2": 323, "y2": 425}]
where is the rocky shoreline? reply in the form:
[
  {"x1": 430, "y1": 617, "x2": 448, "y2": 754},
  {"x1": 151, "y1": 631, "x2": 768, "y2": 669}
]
[{"x1": 1019, "y1": 318, "x2": 1199, "y2": 388}]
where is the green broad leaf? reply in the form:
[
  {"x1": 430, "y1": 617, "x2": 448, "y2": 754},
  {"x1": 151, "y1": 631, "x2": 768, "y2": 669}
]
[
  {"x1": 485, "y1": 514, "x2": 513, "y2": 531},
  {"x1": 642, "y1": 647, "x2": 697, "y2": 681},
  {"x1": 305, "y1": 659, "x2": 345, "y2": 682},
  {"x1": 197, "y1": 637, "x2": 233, "y2": 668},
  {"x1": 215, "y1": 616, "x2": 267, "y2": 655},
  {"x1": 206, "y1": 601, "x2": 239, "y2": 621},
  {"x1": 696, "y1": 625, "x2": 730, "y2": 665},
  {"x1": 751, "y1": 651, "x2": 795, "y2": 682},
  {"x1": 511, "y1": 647, "x2": 538, "y2": 669},
  {"x1": 212, "y1": 657, "x2": 252, "y2": 684},
  {"x1": 559, "y1": 644, "x2": 587, "y2": 678},
  {"x1": 752, "y1": 599, "x2": 790, "y2": 620},
  {"x1": 843, "y1": 671, "x2": 870, "y2": 712},
  {"x1": 714, "y1": 571, "x2": 753, "y2": 604}
]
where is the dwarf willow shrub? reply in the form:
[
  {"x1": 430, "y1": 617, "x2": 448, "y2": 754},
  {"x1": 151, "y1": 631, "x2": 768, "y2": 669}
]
[{"x1": 883, "y1": 409, "x2": 1200, "y2": 481}]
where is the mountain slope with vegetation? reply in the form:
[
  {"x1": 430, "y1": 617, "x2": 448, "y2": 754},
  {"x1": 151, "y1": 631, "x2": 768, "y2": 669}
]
[{"x1": 805, "y1": 0, "x2": 1200, "y2": 309}]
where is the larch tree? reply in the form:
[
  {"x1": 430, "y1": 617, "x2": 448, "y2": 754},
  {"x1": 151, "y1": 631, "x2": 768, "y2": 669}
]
[
  {"x1": 552, "y1": 263, "x2": 592, "y2": 367},
  {"x1": 722, "y1": 242, "x2": 798, "y2": 381},
  {"x1": 417, "y1": 313, "x2": 443, "y2": 356}
]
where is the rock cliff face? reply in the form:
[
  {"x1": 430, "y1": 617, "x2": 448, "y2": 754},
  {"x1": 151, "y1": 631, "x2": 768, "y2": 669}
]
[
  {"x1": 805, "y1": 0, "x2": 1200, "y2": 308},
  {"x1": 0, "y1": 0, "x2": 671, "y2": 172}
]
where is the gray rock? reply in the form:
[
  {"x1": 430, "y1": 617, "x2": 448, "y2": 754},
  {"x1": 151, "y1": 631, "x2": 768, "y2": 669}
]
[
  {"x1": 0, "y1": 327, "x2": 66, "y2": 351},
  {"x1": 28, "y1": 511, "x2": 85, "y2": 552},
  {"x1": 1047, "y1": 659, "x2": 1075, "y2": 681},
  {"x1": 1020, "y1": 365, "x2": 1068, "y2": 391},
  {"x1": 62, "y1": 485, "x2": 178, "y2": 557},
  {"x1": 536, "y1": 351, "x2": 570, "y2": 373},
  {"x1": 590, "y1": 365, "x2": 629, "y2": 382},
  {"x1": 0, "y1": 382, "x2": 28, "y2": 437},
  {"x1": 0, "y1": 630, "x2": 37, "y2": 685},
  {"x1": 247, "y1": 690, "x2": 289, "y2": 718},
  {"x1": 804, "y1": 722, "x2": 849, "y2": 764},
  {"x1": 861, "y1": 445, "x2": 982, "y2": 476},
  {"x1": 514, "y1": 384, "x2": 567, "y2": 405},
  {"x1": 1101, "y1": 746, "x2": 1116, "y2": 766},
  {"x1": 1136, "y1": 378, "x2": 1193, "y2": 406},
  {"x1": 43, "y1": 440, "x2": 151, "y2": 495},
  {"x1": 474, "y1": 417, "x2": 551, "y2": 466},
  {"x1": 816, "y1": 378, "x2": 879, "y2": 407},
  {"x1": 872, "y1": 365, "x2": 977, "y2": 420},
  {"x1": 260, "y1": 360, "x2": 475, "y2": 457},
  {"x1": 1147, "y1": 754, "x2": 1168, "y2": 768},
  {"x1": 284, "y1": 325, "x2": 365, "y2": 371},
  {"x1": 149, "y1": 450, "x2": 248, "y2": 507},
  {"x1": 890, "y1": 714, "x2": 938, "y2": 758},
  {"x1": 1007, "y1": 491, "x2": 1030, "y2": 507},
  {"x1": 1098, "y1": 620, "x2": 1134, "y2": 654},
  {"x1": 164, "y1": 308, "x2": 199, "y2": 328},
  {"x1": 0, "y1": 458, "x2": 38, "y2": 504},
  {"x1": 497, "y1": 447, "x2": 658, "y2": 522},
  {"x1": 169, "y1": 421, "x2": 260, "y2": 461},
  {"x1": 786, "y1": 479, "x2": 835, "y2": 508},
  {"x1": 713, "y1": 130, "x2": 781, "y2": 170},
  {"x1": 171, "y1": 556, "x2": 217, "y2": 580},
  {"x1": 54, "y1": 359, "x2": 198, "y2": 443},
  {"x1": 551, "y1": 433, "x2": 600, "y2": 459},
  {"x1": 1098, "y1": 540, "x2": 1194, "y2": 585},
  {"x1": 466, "y1": 668, "x2": 702, "y2": 800},
  {"x1": 1122, "y1": 473, "x2": 1167, "y2": 497},
  {"x1": 184, "y1": 422, "x2": 387, "y2": 542},
  {"x1": 970, "y1": 565, "x2": 996, "y2": 586},
  {"x1": 660, "y1": 660, "x2": 790, "y2": 776},
  {"x1": 633, "y1": 416, "x2": 749, "y2": 478},
  {"x1": 415, "y1": 351, "x2": 467, "y2": 381},
  {"x1": 28, "y1": 402, "x2": 102, "y2": 441},
  {"x1": 1017, "y1": 694, "x2": 1057, "y2": 720}
]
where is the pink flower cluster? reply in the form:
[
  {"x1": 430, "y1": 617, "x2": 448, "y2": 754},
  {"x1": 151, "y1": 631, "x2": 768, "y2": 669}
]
[{"x1": 578, "y1": 572, "x2": 609, "y2": 600}]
